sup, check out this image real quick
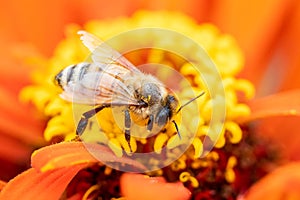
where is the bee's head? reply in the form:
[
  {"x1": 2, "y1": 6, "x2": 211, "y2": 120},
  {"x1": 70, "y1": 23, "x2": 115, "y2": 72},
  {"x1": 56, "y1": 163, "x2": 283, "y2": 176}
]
[{"x1": 155, "y1": 94, "x2": 179, "y2": 127}]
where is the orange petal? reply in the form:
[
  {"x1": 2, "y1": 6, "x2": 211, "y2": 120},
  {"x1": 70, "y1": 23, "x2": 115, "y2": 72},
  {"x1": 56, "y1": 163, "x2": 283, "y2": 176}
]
[
  {"x1": 0, "y1": 181, "x2": 6, "y2": 192},
  {"x1": 279, "y1": 1, "x2": 300, "y2": 91},
  {"x1": 0, "y1": 164, "x2": 86, "y2": 200},
  {"x1": 210, "y1": 0, "x2": 295, "y2": 88},
  {"x1": 244, "y1": 162, "x2": 300, "y2": 200},
  {"x1": 239, "y1": 90, "x2": 300, "y2": 160},
  {"x1": 0, "y1": 87, "x2": 45, "y2": 144},
  {"x1": 0, "y1": 0, "x2": 136, "y2": 56},
  {"x1": 31, "y1": 142, "x2": 146, "y2": 172},
  {"x1": 120, "y1": 173, "x2": 191, "y2": 200},
  {"x1": 0, "y1": 134, "x2": 32, "y2": 163},
  {"x1": 240, "y1": 89, "x2": 300, "y2": 123}
]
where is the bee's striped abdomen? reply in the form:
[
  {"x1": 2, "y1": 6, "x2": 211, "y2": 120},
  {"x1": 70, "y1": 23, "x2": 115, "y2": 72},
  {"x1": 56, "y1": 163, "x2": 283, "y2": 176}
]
[{"x1": 55, "y1": 62, "x2": 91, "y2": 89}]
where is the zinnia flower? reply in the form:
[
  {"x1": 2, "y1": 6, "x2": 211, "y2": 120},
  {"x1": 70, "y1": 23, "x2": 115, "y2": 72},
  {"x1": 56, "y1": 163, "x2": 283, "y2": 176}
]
[{"x1": 1, "y1": 10, "x2": 300, "y2": 200}]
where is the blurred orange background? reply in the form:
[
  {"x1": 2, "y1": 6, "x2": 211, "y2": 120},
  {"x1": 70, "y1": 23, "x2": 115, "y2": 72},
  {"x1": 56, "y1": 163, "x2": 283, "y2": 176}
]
[{"x1": 1, "y1": 0, "x2": 300, "y2": 96}]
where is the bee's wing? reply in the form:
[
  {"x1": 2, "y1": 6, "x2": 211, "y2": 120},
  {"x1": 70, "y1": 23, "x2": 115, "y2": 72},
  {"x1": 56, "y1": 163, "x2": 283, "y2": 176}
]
[
  {"x1": 58, "y1": 31, "x2": 143, "y2": 106},
  {"x1": 59, "y1": 63, "x2": 140, "y2": 106},
  {"x1": 78, "y1": 30, "x2": 141, "y2": 75}
]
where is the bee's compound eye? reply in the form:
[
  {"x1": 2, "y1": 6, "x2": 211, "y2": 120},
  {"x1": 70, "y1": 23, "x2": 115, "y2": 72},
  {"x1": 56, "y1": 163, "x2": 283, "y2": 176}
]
[{"x1": 155, "y1": 107, "x2": 169, "y2": 127}]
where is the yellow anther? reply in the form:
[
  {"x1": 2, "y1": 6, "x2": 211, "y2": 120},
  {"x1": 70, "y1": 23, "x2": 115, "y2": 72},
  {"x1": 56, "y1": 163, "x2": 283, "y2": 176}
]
[
  {"x1": 104, "y1": 166, "x2": 112, "y2": 175},
  {"x1": 192, "y1": 138, "x2": 203, "y2": 159},
  {"x1": 167, "y1": 134, "x2": 181, "y2": 149},
  {"x1": 146, "y1": 169, "x2": 163, "y2": 176},
  {"x1": 196, "y1": 125, "x2": 209, "y2": 137},
  {"x1": 207, "y1": 151, "x2": 219, "y2": 161},
  {"x1": 179, "y1": 172, "x2": 190, "y2": 182},
  {"x1": 222, "y1": 77, "x2": 235, "y2": 88},
  {"x1": 225, "y1": 156, "x2": 237, "y2": 183},
  {"x1": 225, "y1": 168, "x2": 235, "y2": 183},
  {"x1": 227, "y1": 156, "x2": 237, "y2": 168},
  {"x1": 154, "y1": 133, "x2": 169, "y2": 154},
  {"x1": 116, "y1": 134, "x2": 137, "y2": 153},
  {"x1": 234, "y1": 79, "x2": 255, "y2": 99},
  {"x1": 44, "y1": 97, "x2": 68, "y2": 116},
  {"x1": 171, "y1": 158, "x2": 186, "y2": 171},
  {"x1": 225, "y1": 121, "x2": 243, "y2": 144},
  {"x1": 215, "y1": 135, "x2": 226, "y2": 148},
  {"x1": 44, "y1": 124, "x2": 71, "y2": 141},
  {"x1": 129, "y1": 137, "x2": 137, "y2": 153},
  {"x1": 82, "y1": 185, "x2": 100, "y2": 200},
  {"x1": 187, "y1": 117, "x2": 204, "y2": 134},
  {"x1": 138, "y1": 138, "x2": 147, "y2": 144},
  {"x1": 108, "y1": 138, "x2": 123, "y2": 157},
  {"x1": 180, "y1": 63, "x2": 198, "y2": 76},
  {"x1": 179, "y1": 172, "x2": 199, "y2": 188},
  {"x1": 191, "y1": 159, "x2": 203, "y2": 169},
  {"x1": 64, "y1": 132, "x2": 77, "y2": 141},
  {"x1": 232, "y1": 104, "x2": 251, "y2": 118},
  {"x1": 19, "y1": 86, "x2": 53, "y2": 112}
]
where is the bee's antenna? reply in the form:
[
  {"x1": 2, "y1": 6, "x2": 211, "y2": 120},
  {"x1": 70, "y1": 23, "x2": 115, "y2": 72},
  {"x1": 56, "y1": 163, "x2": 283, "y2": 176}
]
[{"x1": 176, "y1": 91, "x2": 205, "y2": 114}]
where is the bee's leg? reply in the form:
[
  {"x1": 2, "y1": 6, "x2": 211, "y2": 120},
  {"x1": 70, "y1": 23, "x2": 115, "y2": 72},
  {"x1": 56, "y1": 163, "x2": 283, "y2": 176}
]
[
  {"x1": 76, "y1": 105, "x2": 109, "y2": 136},
  {"x1": 147, "y1": 115, "x2": 154, "y2": 132},
  {"x1": 172, "y1": 120, "x2": 181, "y2": 139},
  {"x1": 124, "y1": 109, "x2": 132, "y2": 151}
]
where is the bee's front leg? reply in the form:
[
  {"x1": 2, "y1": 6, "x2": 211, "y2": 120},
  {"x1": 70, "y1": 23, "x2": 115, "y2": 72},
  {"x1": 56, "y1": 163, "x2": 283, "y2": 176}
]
[
  {"x1": 124, "y1": 109, "x2": 132, "y2": 151},
  {"x1": 147, "y1": 115, "x2": 154, "y2": 132},
  {"x1": 172, "y1": 120, "x2": 181, "y2": 139},
  {"x1": 76, "y1": 105, "x2": 110, "y2": 136}
]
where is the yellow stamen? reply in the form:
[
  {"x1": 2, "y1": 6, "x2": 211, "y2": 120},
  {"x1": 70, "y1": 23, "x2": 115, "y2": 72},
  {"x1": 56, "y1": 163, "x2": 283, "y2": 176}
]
[
  {"x1": 234, "y1": 79, "x2": 255, "y2": 99},
  {"x1": 192, "y1": 137, "x2": 203, "y2": 159},
  {"x1": 108, "y1": 138, "x2": 123, "y2": 157},
  {"x1": 171, "y1": 157, "x2": 186, "y2": 171},
  {"x1": 104, "y1": 166, "x2": 112, "y2": 175},
  {"x1": 225, "y1": 121, "x2": 243, "y2": 144},
  {"x1": 179, "y1": 172, "x2": 199, "y2": 188},
  {"x1": 225, "y1": 156, "x2": 237, "y2": 183},
  {"x1": 166, "y1": 134, "x2": 182, "y2": 149},
  {"x1": 154, "y1": 133, "x2": 169, "y2": 154},
  {"x1": 207, "y1": 151, "x2": 219, "y2": 161},
  {"x1": 117, "y1": 134, "x2": 137, "y2": 153},
  {"x1": 82, "y1": 185, "x2": 100, "y2": 200}
]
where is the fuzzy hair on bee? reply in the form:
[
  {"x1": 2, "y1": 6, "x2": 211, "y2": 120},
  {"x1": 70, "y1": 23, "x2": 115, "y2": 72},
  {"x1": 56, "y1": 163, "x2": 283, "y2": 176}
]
[{"x1": 55, "y1": 31, "x2": 203, "y2": 150}]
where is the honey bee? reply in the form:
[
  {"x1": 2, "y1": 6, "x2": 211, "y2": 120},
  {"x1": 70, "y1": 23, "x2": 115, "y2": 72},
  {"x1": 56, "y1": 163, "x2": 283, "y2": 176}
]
[{"x1": 55, "y1": 31, "x2": 204, "y2": 149}]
